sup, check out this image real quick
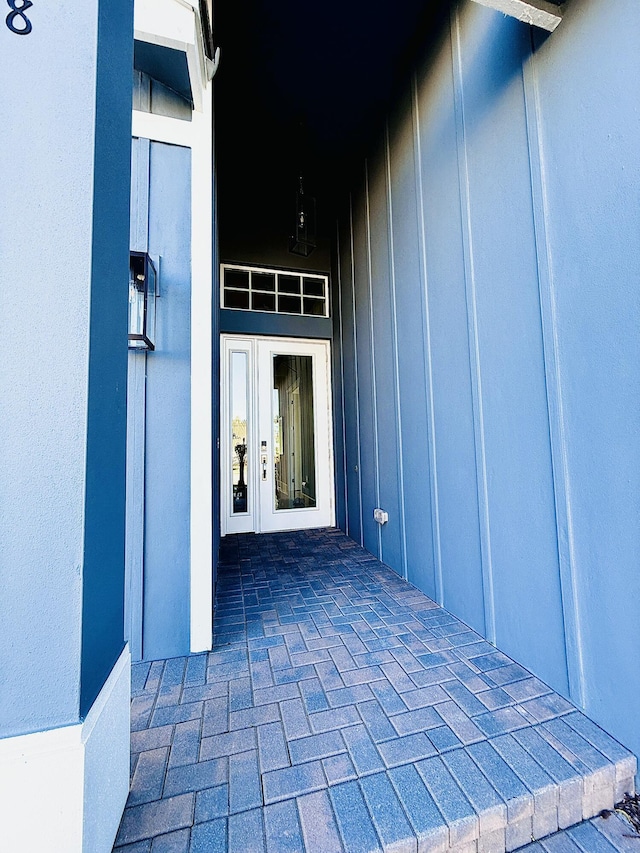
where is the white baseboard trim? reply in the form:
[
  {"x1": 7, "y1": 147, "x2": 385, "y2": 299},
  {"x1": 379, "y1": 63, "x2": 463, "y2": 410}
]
[{"x1": 0, "y1": 646, "x2": 131, "y2": 853}]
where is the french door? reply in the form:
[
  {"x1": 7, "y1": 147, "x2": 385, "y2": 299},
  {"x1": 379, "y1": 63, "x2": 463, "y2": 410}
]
[{"x1": 221, "y1": 335, "x2": 335, "y2": 535}]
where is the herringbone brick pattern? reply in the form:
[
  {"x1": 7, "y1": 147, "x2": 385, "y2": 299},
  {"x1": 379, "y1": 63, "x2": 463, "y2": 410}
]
[{"x1": 113, "y1": 529, "x2": 636, "y2": 852}]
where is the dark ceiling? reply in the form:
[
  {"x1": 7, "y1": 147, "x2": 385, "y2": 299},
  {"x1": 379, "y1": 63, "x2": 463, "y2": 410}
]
[{"x1": 214, "y1": 0, "x2": 448, "y2": 267}]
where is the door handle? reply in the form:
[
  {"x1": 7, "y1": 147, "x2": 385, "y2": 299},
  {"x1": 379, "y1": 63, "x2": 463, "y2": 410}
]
[{"x1": 261, "y1": 440, "x2": 268, "y2": 480}]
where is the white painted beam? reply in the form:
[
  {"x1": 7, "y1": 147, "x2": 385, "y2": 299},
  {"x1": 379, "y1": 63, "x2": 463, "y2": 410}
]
[
  {"x1": 134, "y1": 0, "x2": 210, "y2": 110},
  {"x1": 470, "y1": 0, "x2": 563, "y2": 31}
]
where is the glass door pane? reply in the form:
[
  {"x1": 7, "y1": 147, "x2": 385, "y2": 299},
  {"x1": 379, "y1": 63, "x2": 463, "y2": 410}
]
[
  {"x1": 230, "y1": 351, "x2": 248, "y2": 514},
  {"x1": 272, "y1": 354, "x2": 316, "y2": 511}
]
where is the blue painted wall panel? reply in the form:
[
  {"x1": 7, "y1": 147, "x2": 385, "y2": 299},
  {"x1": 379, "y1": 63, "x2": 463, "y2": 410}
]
[
  {"x1": 352, "y1": 177, "x2": 380, "y2": 557},
  {"x1": 220, "y1": 309, "x2": 331, "y2": 339},
  {"x1": 529, "y1": 0, "x2": 640, "y2": 760},
  {"x1": 143, "y1": 142, "x2": 192, "y2": 660},
  {"x1": 331, "y1": 235, "x2": 347, "y2": 532},
  {"x1": 387, "y1": 90, "x2": 437, "y2": 598},
  {"x1": 1, "y1": 0, "x2": 132, "y2": 734},
  {"x1": 455, "y1": 5, "x2": 568, "y2": 693},
  {"x1": 414, "y1": 28, "x2": 486, "y2": 634},
  {"x1": 367, "y1": 145, "x2": 404, "y2": 574},
  {"x1": 80, "y1": 0, "x2": 134, "y2": 714}
]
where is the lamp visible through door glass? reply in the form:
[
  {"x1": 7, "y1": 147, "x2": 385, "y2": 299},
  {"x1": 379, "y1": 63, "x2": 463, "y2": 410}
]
[
  {"x1": 289, "y1": 175, "x2": 316, "y2": 257},
  {"x1": 128, "y1": 251, "x2": 157, "y2": 350}
]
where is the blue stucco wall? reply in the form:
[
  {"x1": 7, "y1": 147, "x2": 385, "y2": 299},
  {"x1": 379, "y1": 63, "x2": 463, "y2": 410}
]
[
  {"x1": 1, "y1": 1, "x2": 132, "y2": 735},
  {"x1": 80, "y1": 0, "x2": 134, "y2": 717},
  {"x1": 336, "y1": 0, "x2": 640, "y2": 763}
]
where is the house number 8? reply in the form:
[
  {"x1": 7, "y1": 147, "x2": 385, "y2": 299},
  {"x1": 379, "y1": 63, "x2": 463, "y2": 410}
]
[{"x1": 6, "y1": 0, "x2": 33, "y2": 34}]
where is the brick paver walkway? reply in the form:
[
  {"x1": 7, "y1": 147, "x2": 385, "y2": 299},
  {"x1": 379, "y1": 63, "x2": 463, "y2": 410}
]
[{"x1": 113, "y1": 528, "x2": 637, "y2": 852}]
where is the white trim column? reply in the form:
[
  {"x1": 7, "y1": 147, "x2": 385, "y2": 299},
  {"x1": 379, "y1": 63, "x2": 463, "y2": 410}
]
[{"x1": 190, "y1": 84, "x2": 214, "y2": 653}]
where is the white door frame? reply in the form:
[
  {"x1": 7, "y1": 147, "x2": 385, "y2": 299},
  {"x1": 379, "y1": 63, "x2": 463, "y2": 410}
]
[{"x1": 220, "y1": 334, "x2": 335, "y2": 536}]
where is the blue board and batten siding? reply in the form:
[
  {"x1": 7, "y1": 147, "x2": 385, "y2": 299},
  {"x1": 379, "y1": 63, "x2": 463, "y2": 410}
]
[
  {"x1": 144, "y1": 142, "x2": 192, "y2": 659},
  {"x1": 129, "y1": 137, "x2": 192, "y2": 661},
  {"x1": 335, "y1": 0, "x2": 640, "y2": 765}
]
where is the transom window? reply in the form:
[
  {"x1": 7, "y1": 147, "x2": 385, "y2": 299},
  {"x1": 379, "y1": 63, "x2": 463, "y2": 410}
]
[{"x1": 221, "y1": 264, "x2": 329, "y2": 318}]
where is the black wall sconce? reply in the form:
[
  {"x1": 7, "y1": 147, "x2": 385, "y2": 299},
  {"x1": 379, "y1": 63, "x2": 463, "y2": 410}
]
[
  {"x1": 128, "y1": 251, "x2": 157, "y2": 350},
  {"x1": 289, "y1": 175, "x2": 316, "y2": 257}
]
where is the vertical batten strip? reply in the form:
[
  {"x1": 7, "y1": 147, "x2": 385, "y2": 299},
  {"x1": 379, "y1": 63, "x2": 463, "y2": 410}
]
[
  {"x1": 412, "y1": 70, "x2": 445, "y2": 606},
  {"x1": 125, "y1": 137, "x2": 151, "y2": 660},
  {"x1": 335, "y1": 220, "x2": 350, "y2": 536},
  {"x1": 349, "y1": 194, "x2": 365, "y2": 545},
  {"x1": 364, "y1": 160, "x2": 383, "y2": 560},
  {"x1": 522, "y1": 38, "x2": 585, "y2": 706},
  {"x1": 451, "y1": 8, "x2": 497, "y2": 644},
  {"x1": 384, "y1": 123, "x2": 409, "y2": 580}
]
